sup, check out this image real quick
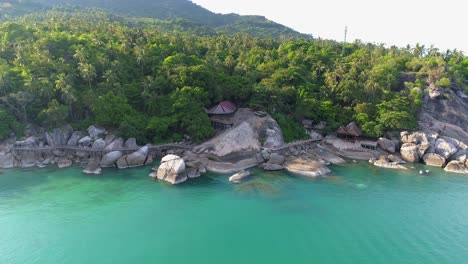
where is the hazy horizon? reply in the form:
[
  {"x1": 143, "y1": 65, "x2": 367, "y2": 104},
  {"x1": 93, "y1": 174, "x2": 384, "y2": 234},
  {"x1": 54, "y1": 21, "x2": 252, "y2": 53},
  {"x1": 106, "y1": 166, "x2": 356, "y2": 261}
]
[{"x1": 192, "y1": 0, "x2": 467, "y2": 53}]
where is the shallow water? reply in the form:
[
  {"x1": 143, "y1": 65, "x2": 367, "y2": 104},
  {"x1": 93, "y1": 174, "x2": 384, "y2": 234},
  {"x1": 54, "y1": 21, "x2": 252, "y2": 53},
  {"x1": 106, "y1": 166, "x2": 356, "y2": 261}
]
[{"x1": 0, "y1": 164, "x2": 467, "y2": 264}]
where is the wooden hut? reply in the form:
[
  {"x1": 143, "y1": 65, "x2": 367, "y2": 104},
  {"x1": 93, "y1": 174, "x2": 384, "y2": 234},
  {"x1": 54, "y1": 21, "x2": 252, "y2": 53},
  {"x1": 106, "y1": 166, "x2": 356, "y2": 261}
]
[
  {"x1": 206, "y1": 100, "x2": 237, "y2": 130},
  {"x1": 337, "y1": 122, "x2": 362, "y2": 141}
]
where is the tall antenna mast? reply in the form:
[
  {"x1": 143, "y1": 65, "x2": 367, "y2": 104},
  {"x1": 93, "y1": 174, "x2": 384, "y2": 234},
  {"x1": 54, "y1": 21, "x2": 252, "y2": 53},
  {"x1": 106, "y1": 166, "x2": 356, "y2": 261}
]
[{"x1": 342, "y1": 25, "x2": 348, "y2": 56}]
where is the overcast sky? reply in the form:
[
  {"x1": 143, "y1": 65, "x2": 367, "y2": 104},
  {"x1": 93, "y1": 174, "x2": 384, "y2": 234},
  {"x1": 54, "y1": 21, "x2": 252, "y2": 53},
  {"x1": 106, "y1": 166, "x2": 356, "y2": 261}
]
[{"x1": 191, "y1": 0, "x2": 467, "y2": 53}]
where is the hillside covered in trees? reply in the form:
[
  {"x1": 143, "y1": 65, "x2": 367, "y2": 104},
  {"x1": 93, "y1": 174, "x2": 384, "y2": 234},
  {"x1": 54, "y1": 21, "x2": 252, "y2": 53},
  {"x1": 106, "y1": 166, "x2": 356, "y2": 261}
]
[
  {"x1": 0, "y1": 9, "x2": 467, "y2": 144},
  {"x1": 1, "y1": 0, "x2": 308, "y2": 39}
]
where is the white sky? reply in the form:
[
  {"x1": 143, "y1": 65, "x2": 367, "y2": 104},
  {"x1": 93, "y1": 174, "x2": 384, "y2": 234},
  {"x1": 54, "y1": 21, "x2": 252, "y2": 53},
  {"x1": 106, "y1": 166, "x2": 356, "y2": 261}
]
[{"x1": 191, "y1": 0, "x2": 468, "y2": 53}]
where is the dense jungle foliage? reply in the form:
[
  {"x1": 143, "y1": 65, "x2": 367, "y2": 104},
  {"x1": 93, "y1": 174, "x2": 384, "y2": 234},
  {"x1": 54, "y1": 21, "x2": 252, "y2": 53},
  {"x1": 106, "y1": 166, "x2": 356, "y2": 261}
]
[{"x1": 0, "y1": 9, "x2": 467, "y2": 143}]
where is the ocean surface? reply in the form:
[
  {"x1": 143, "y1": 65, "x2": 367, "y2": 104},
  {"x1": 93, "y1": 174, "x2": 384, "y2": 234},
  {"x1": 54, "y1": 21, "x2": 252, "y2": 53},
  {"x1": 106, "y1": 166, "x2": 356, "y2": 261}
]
[{"x1": 0, "y1": 163, "x2": 467, "y2": 264}]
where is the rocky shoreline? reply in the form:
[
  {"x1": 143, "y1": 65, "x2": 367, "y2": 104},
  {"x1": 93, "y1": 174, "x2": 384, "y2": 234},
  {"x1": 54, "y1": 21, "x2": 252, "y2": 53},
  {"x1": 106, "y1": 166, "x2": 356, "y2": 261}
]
[{"x1": 0, "y1": 108, "x2": 467, "y2": 185}]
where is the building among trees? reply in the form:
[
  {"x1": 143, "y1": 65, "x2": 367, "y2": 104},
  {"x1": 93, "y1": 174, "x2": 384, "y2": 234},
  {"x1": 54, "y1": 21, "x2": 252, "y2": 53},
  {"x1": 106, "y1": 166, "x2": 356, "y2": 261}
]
[
  {"x1": 337, "y1": 122, "x2": 362, "y2": 141},
  {"x1": 206, "y1": 100, "x2": 237, "y2": 130}
]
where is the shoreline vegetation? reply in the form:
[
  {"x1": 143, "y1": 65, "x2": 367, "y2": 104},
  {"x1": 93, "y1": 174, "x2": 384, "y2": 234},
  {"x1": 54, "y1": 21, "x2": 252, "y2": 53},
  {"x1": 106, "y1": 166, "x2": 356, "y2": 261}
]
[{"x1": 0, "y1": 4, "x2": 467, "y2": 181}]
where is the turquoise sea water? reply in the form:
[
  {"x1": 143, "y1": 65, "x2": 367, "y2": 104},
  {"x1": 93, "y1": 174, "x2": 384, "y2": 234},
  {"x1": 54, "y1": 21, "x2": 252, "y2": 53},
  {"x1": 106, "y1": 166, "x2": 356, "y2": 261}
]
[{"x1": 0, "y1": 163, "x2": 467, "y2": 264}]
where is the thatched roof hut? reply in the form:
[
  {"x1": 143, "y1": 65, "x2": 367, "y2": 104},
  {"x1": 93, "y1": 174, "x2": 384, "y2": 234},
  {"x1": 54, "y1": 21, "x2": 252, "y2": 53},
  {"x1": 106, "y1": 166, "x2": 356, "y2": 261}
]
[{"x1": 207, "y1": 100, "x2": 236, "y2": 115}]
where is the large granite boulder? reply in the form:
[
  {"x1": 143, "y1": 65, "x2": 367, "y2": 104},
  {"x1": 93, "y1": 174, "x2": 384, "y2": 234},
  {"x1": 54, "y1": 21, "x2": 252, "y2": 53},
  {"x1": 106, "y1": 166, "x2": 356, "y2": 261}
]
[
  {"x1": 45, "y1": 125, "x2": 73, "y2": 146},
  {"x1": 444, "y1": 161, "x2": 468, "y2": 175},
  {"x1": 92, "y1": 138, "x2": 106, "y2": 150},
  {"x1": 83, "y1": 159, "x2": 101, "y2": 175},
  {"x1": 428, "y1": 84, "x2": 444, "y2": 99},
  {"x1": 124, "y1": 138, "x2": 138, "y2": 149},
  {"x1": 104, "y1": 137, "x2": 124, "y2": 151},
  {"x1": 284, "y1": 158, "x2": 330, "y2": 177},
  {"x1": 153, "y1": 155, "x2": 187, "y2": 184},
  {"x1": 126, "y1": 146, "x2": 148, "y2": 167},
  {"x1": 268, "y1": 153, "x2": 285, "y2": 165},
  {"x1": 435, "y1": 139, "x2": 458, "y2": 159},
  {"x1": 67, "y1": 131, "x2": 83, "y2": 146},
  {"x1": 378, "y1": 138, "x2": 396, "y2": 153},
  {"x1": 78, "y1": 136, "x2": 92, "y2": 147},
  {"x1": 400, "y1": 143, "x2": 420, "y2": 163},
  {"x1": 422, "y1": 153, "x2": 446, "y2": 167},
  {"x1": 263, "y1": 164, "x2": 284, "y2": 171},
  {"x1": 117, "y1": 146, "x2": 149, "y2": 169},
  {"x1": 87, "y1": 125, "x2": 106, "y2": 140},
  {"x1": 0, "y1": 153, "x2": 15, "y2": 169},
  {"x1": 100, "y1": 151, "x2": 123, "y2": 167},
  {"x1": 229, "y1": 170, "x2": 251, "y2": 183}
]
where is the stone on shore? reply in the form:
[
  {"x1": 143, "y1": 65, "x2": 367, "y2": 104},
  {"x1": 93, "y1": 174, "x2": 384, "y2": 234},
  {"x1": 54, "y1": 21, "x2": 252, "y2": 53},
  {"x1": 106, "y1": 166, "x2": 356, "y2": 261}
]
[
  {"x1": 83, "y1": 159, "x2": 101, "y2": 175},
  {"x1": 87, "y1": 125, "x2": 106, "y2": 140},
  {"x1": 423, "y1": 153, "x2": 446, "y2": 168},
  {"x1": 104, "y1": 137, "x2": 124, "y2": 151},
  {"x1": 434, "y1": 139, "x2": 458, "y2": 159},
  {"x1": 78, "y1": 136, "x2": 92, "y2": 147},
  {"x1": 126, "y1": 146, "x2": 149, "y2": 168},
  {"x1": 268, "y1": 153, "x2": 285, "y2": 165},
  {"x1": 400, "y1": 143, "x2": 420, "y2": 163},
  {"x1": 444, "y1": 160, "x2": 468, "y2": 174},
  {"x1": 67, "y1": 131, "x2": 83, "y2": 146},
  {"x1": 229, "y1": 170, "x2": 251, "y2": 183},
  {"x1": 372, "y1": 158, "x2": 408, "y2": 170},
  {"x1": 92, "y1": 138, "x2": 106, "y2": 150},
  {"x1": 20, "y1": 151, "x2": 41, "y2": 168},
  {"x1": 57, "y1": 158, "x2": 72, "y2": 168},
  {"x1": 100, "y1": 151, "x2": 123, "y2": 167},
  {"x1": 378, "y1": 138, "x2": 396, "y2": 153},
  {"x1": 124, "y1": 138, "x2": 138, "y2": 149},
  {"x1": 154, "y1": 155, "x2": 187, "y2": 184},
  {"x1": 0, "y1": 153, "x2": 15, "y2": 169},
  {"x1": 284, "y1": 158, "x2": 330, "y2": 177}
]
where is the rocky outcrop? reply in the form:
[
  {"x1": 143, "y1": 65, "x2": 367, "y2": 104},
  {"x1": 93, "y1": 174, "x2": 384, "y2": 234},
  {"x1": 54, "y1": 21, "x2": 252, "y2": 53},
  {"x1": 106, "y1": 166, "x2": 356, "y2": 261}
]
[
  {"x1": 100, "y1": 151, "x2": 123, "y2": 167},
  {"x1": 229, "y1": 170, "x2": 251, "y2": 183},
  {"x1": 87, "y1": 125, "x2": 106, "y2": 140},
  {"x1": 45, "y1": 125, "x2": 73, "y2": 146},
  {"x1": 83, "y1": 159, "x2": 101, "y2": 175},
  {"x1": 152, "y1": 155, "x2": 187, "y2": 184},
  {"x1": 194, "y1": 108, "x2": 283, "y2": 158},
  {"x1": 422, "y1": 153, "x2": 446, "y2": 167},
  {"x1": 284, "y1": 158, "x2": 330, "y2": 177},
  {"x1": 400, "y1": 143, "x2": 420, "y2": 163},
  {"x1": 378, "y1": 138, "x2": 396, "y2": 153},
  {"x1": 15, "y1": 136, "x2": 38, "y2": 147},
  {"x1": 263, "y1": 164, "x2": 284, "y2": 171},
  {"x1": 444, "y1": 161, "x2": 468, "y2": 174}
]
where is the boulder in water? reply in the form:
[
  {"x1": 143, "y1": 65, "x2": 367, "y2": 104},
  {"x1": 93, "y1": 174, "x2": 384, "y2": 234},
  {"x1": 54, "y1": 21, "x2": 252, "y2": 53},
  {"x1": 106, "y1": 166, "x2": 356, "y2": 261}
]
[
  {"x1": 154, "y1": 155, "x2": 187, "y2": 184},
  {"x1": 83, "y1": 159, "x2": 101, "y2": 175},
  {"x1": 400, "y1": 143, "x2": 420, "y2": 163},
  {"x1": 444, "y1": 160, "x2": 468, "y2": 175},
  {"x1": 229, "y1": 170, "x2": 251, "y2": 183},
  {"x1": 423, "y1": 153, "x2": 446, "y2": 167},
  {"x1": 0, "y1": 153, "x2": 15, "y2": 169},
  {"x1": 284, "y1": 158, "x2": 330, "y2": 177},
  {"x1": 57, "y1": 158, "x2": 72, "y2": 168}
]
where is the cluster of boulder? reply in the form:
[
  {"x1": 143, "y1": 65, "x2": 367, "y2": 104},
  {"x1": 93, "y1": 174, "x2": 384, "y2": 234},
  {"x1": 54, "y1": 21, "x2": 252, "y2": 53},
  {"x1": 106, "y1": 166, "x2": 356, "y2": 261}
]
[
  {"x1": 371, "y1": 131, "x2": 467, "y2": 174},
  {"x1": 0, "y1": 125, "x2": 156, "y2": 173}
]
